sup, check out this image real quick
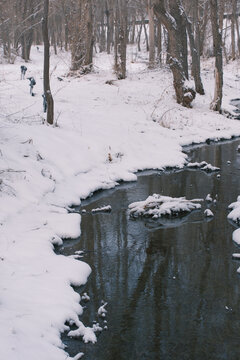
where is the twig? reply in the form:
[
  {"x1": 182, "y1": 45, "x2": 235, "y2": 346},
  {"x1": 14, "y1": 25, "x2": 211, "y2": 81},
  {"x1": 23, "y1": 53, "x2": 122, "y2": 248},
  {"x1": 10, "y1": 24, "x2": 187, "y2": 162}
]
[{"x1": 0, "y1": 169, "x2": 26, "y2": 174}]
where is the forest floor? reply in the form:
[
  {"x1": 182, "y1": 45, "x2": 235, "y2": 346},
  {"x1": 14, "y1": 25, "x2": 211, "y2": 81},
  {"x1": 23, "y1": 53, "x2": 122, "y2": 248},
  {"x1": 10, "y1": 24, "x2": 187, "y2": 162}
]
[{"x1": 1, "y1": 46, "x2": 240, "y2": 360}]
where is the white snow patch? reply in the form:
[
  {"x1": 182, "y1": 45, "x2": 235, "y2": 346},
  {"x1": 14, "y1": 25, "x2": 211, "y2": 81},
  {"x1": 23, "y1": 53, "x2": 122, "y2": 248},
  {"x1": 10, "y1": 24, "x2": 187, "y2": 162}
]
[
  {"x1": 187, "y1": 161, "x2": 220, "y2": 172},
  {"x1": 228, "y1": 196, "x2": 240, "y2": 223},
  {"x1": 68, "y1": 319, "x2": 97, "y2": 343},
  {"x1": 98, "y1": 302, "x2": 108, "y2": 318},
  {"x1": 91, "y1": 205, "x2": 112, "y2": 213},
  {"x1": 128, "y1": 194, "x2": 202, "y2": 219},
  {"x1": 205, "y1": 194, "x2": 213, "y2": 202},
  {"x1": 81, "y1": 292, "x2": 90, "y2": 302},
  {"x1": 204, "y1": 209, "x2": 214, "y2": 217}
]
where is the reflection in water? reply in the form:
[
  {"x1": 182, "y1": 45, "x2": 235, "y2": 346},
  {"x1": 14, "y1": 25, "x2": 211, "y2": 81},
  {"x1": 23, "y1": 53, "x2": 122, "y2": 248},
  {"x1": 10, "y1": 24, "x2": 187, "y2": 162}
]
[{"x1": 61, "y1": 139, "x2": 240, "y2": 360}]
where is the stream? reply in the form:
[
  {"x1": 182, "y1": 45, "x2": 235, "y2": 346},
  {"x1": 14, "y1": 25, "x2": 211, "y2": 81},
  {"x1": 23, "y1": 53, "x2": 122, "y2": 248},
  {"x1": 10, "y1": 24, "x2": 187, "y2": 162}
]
[{"x1": 60, "y1": 138, "x2": 240, "y2": 360}]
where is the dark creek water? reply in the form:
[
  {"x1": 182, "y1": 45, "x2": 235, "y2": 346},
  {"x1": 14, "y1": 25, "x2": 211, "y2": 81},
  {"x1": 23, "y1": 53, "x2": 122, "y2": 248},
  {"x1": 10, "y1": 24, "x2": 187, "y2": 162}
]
[{"x1": 60, "y1": 139, "x2": 240, "y2": 360}]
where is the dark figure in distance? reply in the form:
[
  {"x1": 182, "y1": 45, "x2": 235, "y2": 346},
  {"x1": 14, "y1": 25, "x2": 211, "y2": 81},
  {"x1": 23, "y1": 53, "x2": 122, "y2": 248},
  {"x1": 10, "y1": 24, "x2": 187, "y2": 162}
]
[
  {"x1": 27, "y1": 77, "x2": 36, "y2": 96},
  {"x1": 20, "y1": 65, "x2": 27, "y2": 80}
]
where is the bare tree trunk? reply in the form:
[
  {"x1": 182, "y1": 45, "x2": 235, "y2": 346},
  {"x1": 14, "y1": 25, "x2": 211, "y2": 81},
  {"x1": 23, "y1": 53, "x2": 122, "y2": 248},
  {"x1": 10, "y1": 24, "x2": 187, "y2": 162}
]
[
  {"x1": 114, "y1": 2, "x2": 120, "y2": 73},
  {"x1": 209, "y1": 0, "x2": 223, "y2": 112},
  {"x1": 153, "y1": 0, "x2": 195, "y2": 107},
  {"x1": 148, "y1": 0, "x2": 155, "y2": 68},
  {"x1": 114, "y1": 0, "x2": 127, "y2": 79},
  {"x1": 70, "y1": 0, "x2": 94, "y2": 72},
  {"x1": 42, "y1": 0, "x2": 54, "y2": 125},
  {"x1": 130, "y1": 14, "x2": 136, "y2": 44},
  {"x1": 183, "y1": 8, "x2": 204, "y2": 95},
  {"x1": 199, "y1": 1, "x2": 209, "y2": 56},
  {"x1": 85, "y1": 0, "x2": 94, "y2": 65},
  {"x1": 106, "y1": 0, "x2": 114, "y2": 54},
  {"x1": 169, "y1": 0, "x2": 188, "y2": 79},
  {"x1": 233, "y1": 0, "x2": 240, "y2": 57},
  {"x1": 223, "y1": 17, "x2": 229, "y2": 63},
  {"x1": 156, "y1": 21, "x2": 162, "y2": 64},
  {"x1": 143, "y1": 18, "x2": 149, "y2": 52},
  {"x1": 119, "y1": 0, "x2": 127, "y2": 79},
  {"x1": 231, "y1": 4, "x2": 236, "y2": 60},
  {"x1": 20, "y1": 0, "x2": 35, "y2": 61},
  {"x1": 219, "y1": 0, "x2": 224, "y2": 33},
  {"x1": 99, "y1": 6, "x2": 106, "y2": 52},
  {"x1": 137, "y1": 24, "x2": 143, "y2": 52},
  {"x1": 64, "y1": 19, "x2": 69, "y2": 51}
]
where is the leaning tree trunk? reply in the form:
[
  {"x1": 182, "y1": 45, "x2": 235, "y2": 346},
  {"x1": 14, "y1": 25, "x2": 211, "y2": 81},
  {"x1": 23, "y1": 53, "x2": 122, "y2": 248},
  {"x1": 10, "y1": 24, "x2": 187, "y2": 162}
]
[
  {"x1": 209, "y1": 0, "x2": 223, "y2": 112},
  {"x1": 42, "y1": 0, "x2": 54, "y2": 125},
  {"x1": 153, "y1": 0, "x2": 195, "y2": 107}
]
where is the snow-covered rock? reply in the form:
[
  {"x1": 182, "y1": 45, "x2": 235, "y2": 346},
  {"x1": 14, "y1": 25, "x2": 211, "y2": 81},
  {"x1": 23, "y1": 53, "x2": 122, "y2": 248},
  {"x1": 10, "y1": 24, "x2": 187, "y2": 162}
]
[
  {"x1": 228, "y1": 196, "x2": 240, "y2": 223},
  {"x1": 206, "y1": 194, "x2": 213, "y2": 202},
  {"x1": 204, "y1": 209, "x2": 214, "y2": 217},
  {"x1": 97, "y1": 302, "x2": 108, "y2": 318},
  {"x1": 128, "y1": 194, "x2": 202, "y2": 219},
  {"x1": 81, "y1": 292, "x2": 90, "y2": 302}
]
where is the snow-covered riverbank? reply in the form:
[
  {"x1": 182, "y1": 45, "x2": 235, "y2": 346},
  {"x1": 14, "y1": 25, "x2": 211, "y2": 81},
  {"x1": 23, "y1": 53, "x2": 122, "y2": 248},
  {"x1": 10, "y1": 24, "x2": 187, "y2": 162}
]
[{"x1": 1, "y1": 47, "x2": 240, "y2": 359}]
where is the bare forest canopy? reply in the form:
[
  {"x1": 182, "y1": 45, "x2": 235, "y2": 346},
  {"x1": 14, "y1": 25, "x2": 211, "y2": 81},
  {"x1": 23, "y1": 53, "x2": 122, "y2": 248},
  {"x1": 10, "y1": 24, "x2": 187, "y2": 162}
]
[{"x1": 1, "y1": 0, "x2": 240, "y2": 110}]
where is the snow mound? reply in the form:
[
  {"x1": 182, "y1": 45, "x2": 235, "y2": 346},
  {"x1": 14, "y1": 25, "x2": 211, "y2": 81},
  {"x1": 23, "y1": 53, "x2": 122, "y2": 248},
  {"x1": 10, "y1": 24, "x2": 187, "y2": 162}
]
[
  {"x1": 128, "y1": 194, "x2": 202, "y2": 219},
  {"x1": 205, "y1": 194, "x2": 213, "y2": 202},
  {"x1": 204, "y1": 209, "x2": 214, "y2": 217},
  {"x1": 228, "y1": 196, "x2": 240, "y2": 223},
  {"x1": 187, "y1": 161, "x2": 220, "y2": 172}
]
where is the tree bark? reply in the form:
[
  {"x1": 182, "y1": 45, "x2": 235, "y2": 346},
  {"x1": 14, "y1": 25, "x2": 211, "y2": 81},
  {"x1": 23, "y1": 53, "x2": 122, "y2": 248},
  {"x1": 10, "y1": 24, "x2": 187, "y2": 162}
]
[
  {"x1": 153, "y1": 0, "x2": 195, "y2": 107},
  {"x1": 183, "y1": 9, "x2": 204, "y2": 95},
  {"x1": 106, "y1": 0, "x2": 114, "y2": 54},
  {"x1": 42, "y1": 0, "x2": 54, "y2": 125},
  {"x1": 231, "y1": 4, "x2": 236, "y2": 60},
  {"x1": 148, "y1": 0, "x2": 155, "y2": 68},
  {"x1": 169, "y1": 0, "x2": 188, "y2": 79},
  {"x1": 209, "y1": 0, "x2": 223, "y2": 112},
  {"x1": 114, "y1": 0, "x2": 127, "y2": 79},
  {"x1": 156, "y1": 20, "x2": 162, "y2": 64}
]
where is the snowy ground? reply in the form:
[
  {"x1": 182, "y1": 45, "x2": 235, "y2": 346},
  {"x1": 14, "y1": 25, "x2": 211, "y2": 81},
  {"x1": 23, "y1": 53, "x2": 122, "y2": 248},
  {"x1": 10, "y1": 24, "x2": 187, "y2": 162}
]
[{"x1": 1, "y1": 46, "x2": 240, "y2": 359}]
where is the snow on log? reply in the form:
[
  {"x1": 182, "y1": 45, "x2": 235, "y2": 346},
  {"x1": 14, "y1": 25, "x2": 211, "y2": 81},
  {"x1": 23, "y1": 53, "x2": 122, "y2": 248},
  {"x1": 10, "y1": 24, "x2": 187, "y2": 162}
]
[
  {"x1": 128, "y1": 194, "x2": 202, "y2": 219},
  {"x1": 187, "y1": 161, "x2": 220, "y2": 172},
  {"x1": 91, "y1": 205, "x2": 112, "y2": 213}
]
